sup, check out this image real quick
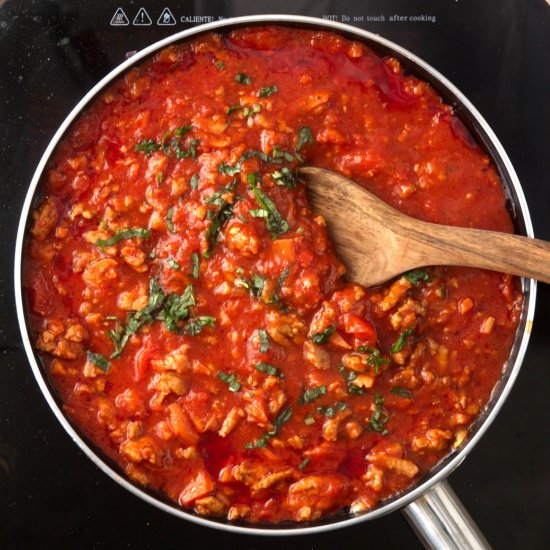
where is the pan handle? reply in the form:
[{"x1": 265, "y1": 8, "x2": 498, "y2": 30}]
[{"x1": 401, "y1": 480, "x2": 491, "y2": 549}]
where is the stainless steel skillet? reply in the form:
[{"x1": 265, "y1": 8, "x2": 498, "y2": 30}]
[{"x1": 13, "y1": 14, "x2": 536, "y2": 548}]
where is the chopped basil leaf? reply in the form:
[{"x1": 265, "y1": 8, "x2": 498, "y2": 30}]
[
  {"x1": 439, "y1": 285, "x2": 447, "y2": 298},
  {"x1": 404, "y1": 269, "x2": 431, "y2": 286},
  {"x1": 108, "y1": 278, "x2": 169, "y2": 358},
  {"x1": 248, "y1": 173, "x2": 290, "y2": 237},
  {"x1": 272, "y1": 166, "x2": 296, "y2": 189},
  {"x1": 190, "y1": 174, "x2": 199, "y2": 190},
  {"x1": 96, "y1": 228, "x2": 151, "y2": 248},
  {"x1": 203, "y1": 182, "x2": 237, "y2": 258},
  {"x1": 235, "y1": 73, "x2": 252, "y2": 84},
  {"x1": 258, "y1": 329, "x2": 270, "y2": 353},
  {"x1": 243, "y1": 104, "x2": 261, "y2": 117},
  {"x1": 167, "y1": 257, "x2": 181, "y2": 270},
  {"x1": 136, "y1": 126, "x2": 196, "y2": 159},
  {"x1": 272, "y1": 145, "x2": 296, "y2": 162},
  {"x1": 296, "y1": 226, "x2": 304, "y2": 234},
  {"x1": 391, "y1": 328, "x2": 414, "y2": 354},
  {"x1": 304, "y1": 414, "x2": 315, "y2": 426},
  {"x1": 191, "y1": 252, "x2": 200, "y2": 278},
  {"x1": 367, "y1": 394, "x2": 391, "y2": 434},
  {"x1": 312, "y1": 324, "x2": 336, "y2": 344},
  {"x1": 299, "y1": 385, "x2": 327, "y2": 404},
  {"x1": 298, "y1": 458, "x2": 311, "y2": 471},
  {"x1": 317, "y1": 401, "x2": 348, "y2": 418},
  {"x1": 296, "y1": 126, "x2": 314, "y2": 152},
  {"x1": 214, "y1": 59, "x2": 225, "y2": 71},
  {"x1": 241, "y1": 149, "x2": 281, "y2": 164},
  {"x1": 255, "y1": 362, "x2": 283, "y2": 378},
  {"x1": 185, "y1": 316, "x2": 216, "y2": 336},
  {"x1": 244, "y1": 405, "x2": 292, "y2": 448},
  {"x1": 86, "y1": 350, "x2": 110, "y2": 373},
  {"x1": 226, "y1": 104, "x2": 242, "y2": 115},
  {"x1": 156, "y1": 284, "x2": 196, "y2": 333},
  {"x1": 237, "y1": 273, "x2": 266, "y2": 299},
  {"x1": 277, "y1": 266, "x2": 291, "y2": 287},
  {"x1": 218, "y1": 162, "x2": 241, "y2": 176},
  {"x1": 217, "y1": 371, "x2": 241, "y2": 392},
  {"x1": 135, "y1": 139, "x2": 161, "y2": 157},
  {"x1": 258, "y1": 85, "x2": 278, "y2": 98},
  {"x1": 156, "y1": 172, "x2": 164, "y2": 184},
  {"x1": 166, "y1": 207, "x2": 176, "y2": 234},
  {"x1": 390, "y1": 386, "x2": 412, "y2": 399},
  {"x1": 339, "y1": 365, "x2": 366, "y2": 395},
  {"x1": 238, "y1": 213, "x2": 248, "y2": 224},
  {"x1": 356, "y1": 345, "x2": 391, "y2": 373}
]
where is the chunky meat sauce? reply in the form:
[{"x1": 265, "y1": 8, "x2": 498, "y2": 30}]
[{"x1": 25, "y1": 27, "x2": 523, "y2": 523}]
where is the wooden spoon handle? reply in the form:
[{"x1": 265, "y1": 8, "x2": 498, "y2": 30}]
[{"x1": 401, "y1": 220, "x2": 550, "y2": 283}]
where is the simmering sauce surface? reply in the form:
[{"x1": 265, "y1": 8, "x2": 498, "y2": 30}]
[{"x1": 25, "y1": 27, "x2": 522, "y2": 523}]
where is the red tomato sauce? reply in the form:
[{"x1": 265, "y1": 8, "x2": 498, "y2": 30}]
[{"x1": 24, "y1": 27, "x2": 523, "y2": 523}]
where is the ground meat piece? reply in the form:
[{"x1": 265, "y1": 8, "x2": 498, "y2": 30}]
[
  {"x1": 286, "y1": 474, "x2": 350, "y2": 522},
  {"x1": 30, "y1": 197, "x2": 58, "y2": 241},
  {"x1": 303, "y1": 340, "x2": 331, "y2": 370},
  {"x1": 35, "y1": 319, "x2": 87, "y2": 360},
  {"x1": 266, "y1": 310, "x2": 306, "y2": 347}
]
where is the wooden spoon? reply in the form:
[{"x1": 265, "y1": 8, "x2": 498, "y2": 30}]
[{"x1": 298, "y1": 166, "x2": 550, "y2": 287}]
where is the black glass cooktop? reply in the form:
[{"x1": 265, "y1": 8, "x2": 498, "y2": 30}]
[{"x1": 1, "y1": 1, "x2": 549, "y2": 548}]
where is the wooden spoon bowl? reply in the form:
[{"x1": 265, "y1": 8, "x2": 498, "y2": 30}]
[{"x1": 299, "y1": 166, "x2": 550, "y2": 287}]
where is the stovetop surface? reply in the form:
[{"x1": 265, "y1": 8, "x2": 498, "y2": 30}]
[{"x1": 1, "y1": 1, "x2": 549, "y2": 548}]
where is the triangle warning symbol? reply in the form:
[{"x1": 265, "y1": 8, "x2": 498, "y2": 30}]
[
  {"x1": 158, "y1": 8, "x2": 177, "y2": 26},
  {"x1": 110, "y1": 7, "x2": 129, "y2": 26},
  {"x1": 133, "y1": 7, "x2": 153, "y2": 26}
]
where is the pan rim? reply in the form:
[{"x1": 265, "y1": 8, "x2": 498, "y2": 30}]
[{"x1": 13, "y1": 13, "x2": 537, "y2": 535}]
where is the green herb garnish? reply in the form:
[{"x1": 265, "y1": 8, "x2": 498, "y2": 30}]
[
  {"x1": 404, "y1": 269, "x2": 431, "y2": 286},
  {"x1": 167, "y1": 257, "x2": 181, "y2": 270},
  {"x1": 155, "y1": 284, "x2": 196, "y2": 333},
  {"x1": 218, "y1": 162, "x2": 241, "y2": 176},
  {"x1": 214, "y1": 60, "x2": 225, "y2": 71},
  {"x1": 203, "y1": 182, "x2": 237, "y2": 258},
  {"x1": 135, "y1": 139, "x2": 160, "y2": 157},
  {"x1": 312, "y1": 324, "x2": 336, "y2": 344},
  {"x1": 248, "y1": 173, "x2": 290, "y2": 238},
  {"x1": 185, "y1": 316, "x2": 216, "y2": 336},
  {"x1": 299, "y1": 385, "x2": 327, "y2": 404},
  {"x1": 237, "y1": 273, "x2": 266, "y2": 299},
  {"x1": 258, "y1": 329, "x2": 270, "y2": 353},
  {"x1": 235, "y1": 73, "x2": 252, "y2": 84},
  {"x1": 367, "y1": 394, "x2": 391, "y2": 434},
  {"x1": 242, "y1": 104, "x2": 261, "y2": 117},
  {"x1": 255, "y1": 362, "x2": 283, "y2": 378},
  {"x1": 317, "y1": 401, "x2": 348, "y2": 418},
  {"x1": 226, "y1": 105, "x2": 242, "y2": 115},
  {"x1": 95, "y1": 228, "x2": 151, "y2": 248},
  {"x1": 356, "y1": 346, "x2": 391, "y2": 373},
  {"x1": 86, "y1": 350, "x2": 110, "y2": 373},
  {"x1": 218, "y1": 371, "x2": 241, "y2": 392},
  {"x1": 258, "y1": 85, "x2": 278, "y2": 98},
  {"x1": 166, "y1": 207, "x2": 176, "y2": 234},
  {"x1": 190, "y1": 174, "x2": 199, "y2": 190},
  {"x1": 304, "y1": 414, "x2": 315, "y2": 426},
  {"x1": 296, "y1": 126, "x2": 314, "y2": 152},
  {"x1": 298, "y1": 457, "x2": 311, "y2": 470},
  {"x1": 271, "y1": 167, "x2": 296, "y2": 189},
  {"x1": 391, "y1": 328, "x2": 414, "y2": 354},
  {"x1": 244, "y1": 405, "x2": 293, "y2": 449},
  {"x1": 191, "y1": 252, "x2": 200, "y2": 278},
  {"x1": 107, "y1": 278, "x2": 169, "y2": 357},
  {"x1": 339, "y1": 365, "x2": 366, "y2": 395},
  {"x1": 390, "y1": 386, "x2": 412, "y2": 399}
]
